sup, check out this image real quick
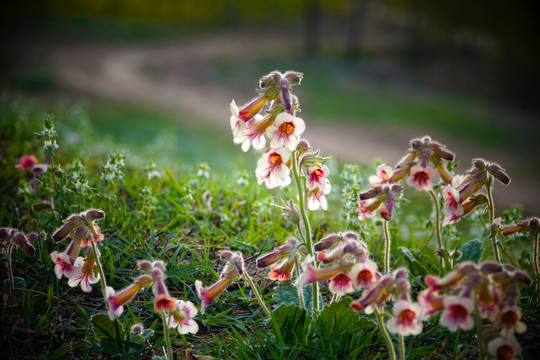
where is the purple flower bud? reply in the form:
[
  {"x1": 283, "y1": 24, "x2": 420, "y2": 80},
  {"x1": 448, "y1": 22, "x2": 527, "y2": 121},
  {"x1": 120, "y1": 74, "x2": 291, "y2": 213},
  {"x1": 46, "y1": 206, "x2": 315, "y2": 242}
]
[
  {"x1": 487, "y1": 164, "x2": 511, "y2": 185},
  {"x1": 512, "y1": 270, "x2": 532, "y2": 287},
  {"x1": 84, "y1": 209, "x2": 105, "y2": 221},
  {"x1": 231, "y1": 253, "x2": 245, "y2": 276},
  {"x1": 13, "y1": 232, "x2": 36, "y2": 257},
  {"x1": 480, "y1": 261, "x2": 502, "y2": 273},
  {"x1": 284, "y1": 71, "x2": 303, "y2": 86},
  {"x1": 0, "y1": 228, "x2": 10, "y2": 241},
  {"x1": 137, "y1": 260, "x2": 153, "y2": 272},
  {"x1": 457, "y1": 261, "x2": 478, "y2": 274},
  {"x1": 219, "y1": 251, "x2": 234, "y2": 261},
  {"x1": 27, "y1": 232, "x2": 38, "y2": 242},
  {"x1": 314, "y1": 233, "x2": 341, "y2": 251},
  {"x1": 503, "y1": 264, "x2": 517, "y2": 272},
  {"x1": 72, "y1": 225, "x2": 89, "y2": 239},
  {"x1": 40, "y1": 230, "x2": 47, "y2": 240}
]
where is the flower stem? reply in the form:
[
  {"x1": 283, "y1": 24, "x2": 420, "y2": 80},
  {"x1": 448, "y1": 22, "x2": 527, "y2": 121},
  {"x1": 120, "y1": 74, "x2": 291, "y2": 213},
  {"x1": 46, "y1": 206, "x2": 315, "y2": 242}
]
[
  {"x1": 161, "y1": 311, "x2": 174, "y2": 360},
  {"x1": 429, "y1": 190, "x2": 447, "y2": 272},
  {"x1": 486, "y1": 182, "x2": 501, "y2": 263},
  {"x1": 294, "y1": 256, "x2": 306, "y2": 309},
  {"x1": 6, "y1": 243, "x2": 14, "y2": 296},
  {"x1": 398, "y1": 335, "x2": 406, "y2": 360},
  {"x1": 374, "y1": 306, "x2": 396, "y2": 360},
  {"x1": 383, "y1": 220, "x2": 391, "y2": 274},
  {"x1": 89, "y1": 230, "x2": 110, "y2": 313},
  {"x1": 243, "y1": 273, "x2": 271, "y2": 317},
  {"x1": 534, "y1": 231, "x2": 540, "y2": 293},
  {"x1": 474, "y1": 294, "x2": 486, "y2": 360},
  {"x1": 292, "y1": 150, "x2": 319, "y2": 314}
]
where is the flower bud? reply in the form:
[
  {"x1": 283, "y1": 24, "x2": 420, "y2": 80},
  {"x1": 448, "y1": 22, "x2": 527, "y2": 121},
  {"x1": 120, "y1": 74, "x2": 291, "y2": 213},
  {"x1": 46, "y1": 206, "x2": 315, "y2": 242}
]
[
  {"x1": 512, "y1": 270, "x2": 532, "y2": 287},
  {"x1": 480, "y1": 261, "x2": 502, "y2": 273},
  {"x1": 27, "y1": 232, "x2": 38, "y2": 242},
  {"x1": 487, "y1": 163, "x2": 511, "y2": 185},
  {"x1": 84, "y1": 209, "x2": 105, "y2": 221},
  {"x1": 137, "y1": 260, "x2": 153, "y2": 272},
  {"x1": 282, "y1": 200, "x2": 301, "y2": 226},
  {"x1": 0, "y1": 228, "x2": 10, "y2": 241},
  {"x1": 72, "y1": 225, "x2": 89, "y2": 240},
  {"x1": 13, "y1": 232, "x2": 36, "y2": 257},
  {"x1": 284, "y1": 71, "x2": 303, "y2": 86},
  {"x1": 219, "y1": 251, "x2": 234, "y2": 261},
  {"x1": 314, "y1": 233, "x2": 341, "y2": 251},
  {"x1": 134, "y1": 274, "x2": 154, "y2": 288}
]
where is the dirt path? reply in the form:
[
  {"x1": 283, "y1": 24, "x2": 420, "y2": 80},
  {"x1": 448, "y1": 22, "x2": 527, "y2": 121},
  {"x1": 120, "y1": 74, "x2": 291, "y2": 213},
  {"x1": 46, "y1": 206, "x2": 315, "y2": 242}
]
[{"x1": 39, "y1": 32, "x2": 539, "y2": 214}]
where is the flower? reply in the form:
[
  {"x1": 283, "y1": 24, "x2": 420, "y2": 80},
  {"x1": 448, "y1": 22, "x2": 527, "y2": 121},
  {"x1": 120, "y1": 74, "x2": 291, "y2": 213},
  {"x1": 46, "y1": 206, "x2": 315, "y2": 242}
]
[
  {"x1": 439, "y1": 295, "x2": 475, "y2": 332},
  {"x1": 299, "y1": 263, "x2": 346, "y2": 287},
  {"x1": 255, "y1": 148, "x2": 292, "y2": 189},
  {"x1": 267, "y1": 112, "x2": 305, "y2": 151},
  {"x1": 357, "y1": 199, "x2": 379, "y2": 220},
  {"x1": 350, "y1": 258, "x2": 378, "y2": 290},
  {"x1": 170, "y1": 300, "x2": 199, "y2": 334},
  {"x1": 328, "y1": 273, "x2": 354, "y2": 295},
  {"x1": 386, "y1": 300, "x2": 423, "y2": 336},
  {"x1": 80, "y1": 225, "x2": 104, "y2": 247},
  {"x1": 487, "y1": 336, "x2": 521, "y2": 360},
  {"x1": 16, "y1": 155, "x2": 37, "y2": 170},
  {"x1": 369, "y1": 164, "x2": 393, "y2": 185},
  {"x1": 68, "y1": 253, "x2": 100, "y2": 293},
  {"x1": 406, "y1": 165, "x2": 437, "y2": 192},
  {"x1": 233, "y1": 114, "x2": 268, "y2": 152},
  {"x1": 358, "y1": 184, "x2": 403, "y2": 221},
  {"x1": 106, "y1": 275, "x2": 153, "y2": 320},
  {"x1": 442, "y1": 193, "x2": 488, "y2": 226},
  {"x1": 305, "y1": 165, "x2": 330, "y2": 191},
  {"x1": 196, "y1": 278, "x2": 233, "y2": 314},
  {"x1": 496, "y1": 306, "x2": 526, "y2": 336},
  {"x1": 50, "y1": 238, "x2": 82, "y2": 279},
  {"x1": 268, "y1": 260, "x2": 296, "y2": 281},
  {"x1": 307, "y1": 182, "x2": 331, "y2": 211}
]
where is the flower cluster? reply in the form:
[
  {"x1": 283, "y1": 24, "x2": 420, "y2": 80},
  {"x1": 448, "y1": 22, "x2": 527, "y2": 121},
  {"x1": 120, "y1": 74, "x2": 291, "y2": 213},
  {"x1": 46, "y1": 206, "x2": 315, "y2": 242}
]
[
  {"x1": 108, "y1": 259, "x2": 199, "y2": 334},
  {"x1": 422, "y1": 261, "x2": 530, "y2": 357},
  {"x1": 442, "y1": 159, "x2": 510, "y2": 225},
  {"x1": 36, "y1": 114, "x2": 59, "y2": 154},
  {"x1": 0, "y1": 227, "x2": 37, "y2": 257},
  {"x1": 257, "y1": 237, "x2": 306, "y2": 281},
  {"x1": 101, "y1": 152, "x2": 125, "y2": 184},
  {"x1": 50, "y1": 209, "x2": 105, "y2": 292},
  {"x1": 297, "y1": 232, "x2": 376, "y2": 296},
  {"x1": 196, "y1": 251, "x2": 245, "y2": 313},
  {"x1": 358, "y1": 183, "x2": 403, "y2": 221},
  {"x1": 230, "y1": 71, "x2": 331, "y2": 203}
]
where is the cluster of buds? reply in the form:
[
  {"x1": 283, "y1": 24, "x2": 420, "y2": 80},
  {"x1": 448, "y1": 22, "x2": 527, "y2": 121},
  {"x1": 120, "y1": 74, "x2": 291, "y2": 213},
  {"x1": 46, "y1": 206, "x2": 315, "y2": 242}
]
[
  {"x1": 50, "y1": 209, "x2": 105, "y2": 292},
  {"x1": 421, "y1": 261, "x2": 530, "y2": 358},
  {"x1": 230, "y1": 71, "x2": 331, "y2": 205},
  {"x1": 358, "y1": 136, "x2": 456, "y2": 221},
  {"x1": 195, "y1": 251, "x2": 245, "y2": 314},
  {"x1": 0, "y1": 227, "x2": 37, "y2": 257},
  {"x1": 442, "y1": 159, "x2": 510, "y2": 226},
  {"x1": 108, "y1": 260, "x2": 199, "y2": 334},
  {"x1": 297, "y1": 232, "x2": 376, "y2": 296},
  {"x1": 499, "y1": 217, "x2": 539, "y2": 237},
  {"x1": 257, "y1": 237, "x2": 306, "y2": 281}
]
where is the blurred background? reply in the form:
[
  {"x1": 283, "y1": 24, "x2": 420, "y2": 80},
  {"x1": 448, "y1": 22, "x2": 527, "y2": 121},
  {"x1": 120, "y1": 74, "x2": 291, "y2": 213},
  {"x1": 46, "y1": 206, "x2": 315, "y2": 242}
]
[{"x1": 1, "y1": 0, "x2": 539, "y2": 212}]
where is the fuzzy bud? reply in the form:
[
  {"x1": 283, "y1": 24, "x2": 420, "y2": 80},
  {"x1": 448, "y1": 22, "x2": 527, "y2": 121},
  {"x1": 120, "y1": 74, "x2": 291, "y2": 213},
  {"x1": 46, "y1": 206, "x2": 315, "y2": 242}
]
[
  {"x1": 480, "y1": 261, "x2": 502, "y2": 273},
  {"x1": 314, "y1": 233, "x2": 342, "y2": 251},
  {"x1": 13, "y1": 232, "x2": 36, "y2": 257}
]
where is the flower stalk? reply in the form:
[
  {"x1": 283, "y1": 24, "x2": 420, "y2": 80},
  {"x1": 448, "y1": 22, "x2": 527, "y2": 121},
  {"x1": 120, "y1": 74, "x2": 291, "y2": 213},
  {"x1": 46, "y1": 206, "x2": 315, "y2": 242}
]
[
  {"x1": 243, "y1": 273, "x2": 271, "y2": 317},
  {"x1": 383, "y1": 220, "x2": 391, "y2": 274},
  {"x1": 89, "y1": 226, "x2": 110, "y2": 313},
  {"x1": 375, "y1": 306, "x2": 396, "y2": 360},
  {"x1": 429, "y1": 190, "x2": 447, "y2": 272},
  {"x1": 485, "y1": 181, "x2": 501, "y2": 262},
  {"x1": 161, "y1": 311, "x2": 174, "y2": 360}
]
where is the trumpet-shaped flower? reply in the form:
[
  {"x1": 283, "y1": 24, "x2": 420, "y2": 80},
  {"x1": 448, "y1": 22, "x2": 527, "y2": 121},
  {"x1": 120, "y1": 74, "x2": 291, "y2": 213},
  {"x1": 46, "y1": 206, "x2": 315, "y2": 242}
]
[
  {"x1": 233, "y1": 114, "x2": 268, "y2": 152},
  {"x1": 328, "y1": 272, "x2": 354, "y2": 295},
  {"x1": 350, "y1": 258, "x2": 378, "y2": 290},
  {"x1": 306, "y1": 165, "x2": 330, "y2": 191},
  {"x1": 406, "y1": 165, "x2": 437, "y2": 192},
  {"x1": 267, "y1": 112, "x2": 305, "y2": 151},
  {"x1": 496, "y1": 306, "x2": 526, "y2": 336},
  {"x1": 255, "y1": 148, "x2": 292, "y2": 189},
  {"x1": 80, "y1": 225, "x2": 104, "y2": 247},
  {"x1": 170, "y1": 300, "x2": 199, "y2": 334},
  {"x1": 487, "y1": 336, "x2": 521, "y2": 360},
  {"x1": 107, "y1": 275, "x2": 153, "y2": 320},
  {"x1": 50, "y1": 238, "x2": 82, "y2": 279},
  {"x1": 299, "y1": 263, "x2": 346, "y2": 287},
  {"x1": 68, "y1": 256, "x2": 100, "y2": 292},
  {"x1": 307, "y1": 182, "x2": 331, "y2": 211},
  {"x1": 268, "y1": 260, "x2": 296, "y2": 281},
  {"x1": 386, "y1": 300, "x2": 423, "y2": 336},
  {"x1": 369, "y1": 164, "x2": 393, "y2": 185},
  {"x1": 439, "y1": 295, "x2": 475, "y2": 332},
  {"x1": 196, "y1": 277, "x2": 233, "y2": 314}
]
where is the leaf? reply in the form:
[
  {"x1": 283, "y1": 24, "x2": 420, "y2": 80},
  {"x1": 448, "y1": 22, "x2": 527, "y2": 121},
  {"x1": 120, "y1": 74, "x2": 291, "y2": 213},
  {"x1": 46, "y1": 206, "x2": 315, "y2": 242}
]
[
  {"x1": 271, "y1": 303, "x2": 311, "y2": 344},
  {"x1": 91, "y1": 313, "x2": 125, "y2": 355},
  {"x1": 399, "y1": 247, "x2": 430, "y2": 276},
  {"x1": 272, "y1": 281, "x2": 323, "y2": 315},
  {"x1": 457, "y1": 239, "x2": 483, "y2": 264},
  {"x1": 141, "y1": 328, "x2": 154, "y2": 339},
  {"x1": 315, "y1": 298, "x2": 374, "y2": 336}
]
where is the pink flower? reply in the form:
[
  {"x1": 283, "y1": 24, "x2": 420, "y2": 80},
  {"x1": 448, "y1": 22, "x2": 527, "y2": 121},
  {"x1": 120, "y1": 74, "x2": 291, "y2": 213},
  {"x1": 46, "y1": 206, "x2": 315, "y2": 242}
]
[
  {"x1": 350, "y1": 258, "x2": 378, "y2": 290},
  {"x1": 16, "y1": 155, "x2": 37, "y2": 170},
  {"x1": 496, "y1": 306, "x2": 526, "y2": 336},
  {"x1": 268, "y1": 260, "x2": 296, "y2": 281},
  {"x1": 487, "y1": 336, "x2": 521, "y2": 360},
  {"x1": 417, "y1": 289, "x2": 445, "y2": 320},
  {"x1": 196, "y1": 277, "x2": 233, "y2": 314},
  {"x1": 439, "y1": 295, "x2": 475, "y2": 332},
  {"x1": 80, "y1": 225, "x2": 104, "y2": 248},
  {"x1": 154, "y1": 294, "x2": 177, "y2": 312},
  {"x1": 233, "y1": 114, "x2": 268, "y2": 152},
  {"x1": 230, "y1": 100, "x2": 247, "y2": 138},
  {"x1": 267, "y1": 112, "x2": 305, "y2": 151},
  {"x1": 50, "y1": 238, "x2": 82, "y2": 279},
  {"x1": 386, "y1": 300, "x2": 423, "y2": 336},
  {"x1": 107, "y1": 275, "x2": 153, "y2": 320},
  {"x1": 357, "y1": 199, "x2": 379, "y2": 220},
  {"x1": 442, "y1": 193, "x2": 488, "y2": 226},
  {"x1": 328, "y1": 272, "x2": 354, "y2": 295},
  {"x1": 306, "y1": 165, "x2": 330, "y2": 191},
  {"x1": 299, "y1": 263, "x2": 346, "y2": 287},
  {"x1": 307, "y1": 182, "x2": 331, "y2": 211},
  {"x1": 170, "y1": 300, "x2": 199, "y2": 334},
  {"x1": 368, "y1": 164, "x2": 393, "y2": 185},
  {"x1": 68, "y1": 256, "x2": 100, "y2": 292},
  {"x1": 255, "y1": 148, "x2": 292, "y2": 189},
  {"x1": 406, "y1": 165, "x2": 437, "y2": 191}
]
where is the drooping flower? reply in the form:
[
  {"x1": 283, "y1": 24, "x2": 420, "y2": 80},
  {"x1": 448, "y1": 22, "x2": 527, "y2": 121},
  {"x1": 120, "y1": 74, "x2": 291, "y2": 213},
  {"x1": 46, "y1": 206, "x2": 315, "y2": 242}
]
[
  {"x1": 496, "y1": 306, "x2": 527, "y2": 336},
  {"x1": 369, "y1": 164, "x2": 393, "y2": 185},
  {"x1": 267, "y1": 112, "x2": 305, "y2": 151},
  {"x1": 80, "y1": 225, "x2": 104, "y2": 248},
  {"x1": 269, "y1": 260, "x2": 296, "y2": 281},
  {"x1": 439, "y1": 295, "x2": 475, "y2": 332},
  {"x1": 442, "y1": 193, "x2": 488, "y2": 226},
  {"x1": 307, "y1": 181, "x2": 331, "y2": 211},
  {"x1": 487, "y1": 336, "x2": 521, "y2": 360},
  {"x1": 233, "y1": 114, "x2": 268, "y2": 152},
  {"x1": 406, "y1": 165, "x2": 438, "y2": 192},
  {"x1": 305, "y1": 165, "x2": 330, "y2": 191},
  {"x1": 106, "y1": 274, "x2": 153, "y2": 320},
  {"x1": 328, "y1": 272, "x2": 354, "y2": 295},
  {"x1": 68, "y1": 249, "x2": 100, "y2": 293},
  {"x1": 358, "y1": 184, "x2": 403, "y2": 221},
  {"x1": 50, "y1": 238, "x2": 82, "y2": 279},
  {"x1": 169, "y1": 300, "x2": 199, "y2": 334},
  {"x1": 386, "y1": 300, "x2": 423, "y2": 336},
  {"x1": 350, "y1": 258, "x2": 378, "y2": 290},
  {"x1": 255, "y1": 147, "x2": 292, "y2": 189}
]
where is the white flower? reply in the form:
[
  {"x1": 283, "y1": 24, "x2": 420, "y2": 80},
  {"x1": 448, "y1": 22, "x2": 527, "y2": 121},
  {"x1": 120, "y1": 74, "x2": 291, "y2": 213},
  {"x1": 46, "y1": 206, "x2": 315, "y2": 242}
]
[
  {"x1": 255, "y1": 148, "x2": 292, "y2": 189},
  {"x1": 368, "y1": 164, "x2": 393, "y2": 185},
  {"x1": 266, "y1": 113, "x2": 305, "y2": 151},
  {"x1": 439, "y1": 295, "x2": 475, "y2": 332},
  {"x1": 169, "y1": 300, "x2": 199, "y2": 335},
  {"x1": 386, "y1": 300, "x2": 423, "y2": 336},
  {"x1": 307, "y1": 180, "x2": 331, "y2": 210}
]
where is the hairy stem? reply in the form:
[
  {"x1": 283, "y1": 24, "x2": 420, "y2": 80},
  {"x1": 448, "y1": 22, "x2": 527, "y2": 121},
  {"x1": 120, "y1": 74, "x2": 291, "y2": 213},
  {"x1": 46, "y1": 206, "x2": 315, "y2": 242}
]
[
  {"x1": 89, "y1": 229, "x2": 110, "y2": 313},
  {"x1": 535, "y1": 232, "x2": 540, "y2": 293},
  {"x1": 294, "y1": 256, "x2": 305, "y2": 309},
  {"x1": 292, "y1": 150, "x2": 319, "y2": 314},
  {"x1": 374, "y1": 306, "x2": 396, "y2": 360},
  {"x1": 161, "y1": 311, "x2": 174, "y2": 360},
  {"x1": 429, "y1": 190, "x2": 447, "y2": 271},
  {"x1": 383, "y1": 220, "x2": 391, "y2": 274},
  {"x1": 7, "y1": 243, "x2": 14, "y2": 295},
  {"x1": 398, "y1": 335, "x2": 405, "y2": 360},
  {"x1": 486, "y1": 182, "x2": 501, "y2": 262},
  {"x1": 243, "y1": 273, "x2": 271, "y2": 317}
]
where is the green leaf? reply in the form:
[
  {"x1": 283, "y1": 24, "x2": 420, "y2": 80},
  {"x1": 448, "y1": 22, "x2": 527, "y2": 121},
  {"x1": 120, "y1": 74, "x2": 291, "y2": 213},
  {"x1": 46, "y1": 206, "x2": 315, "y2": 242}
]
[
  {"x1": 141, "y1": 328, "x2": 154, "y2": 339},
  {"x1": 271, "y1": 303, "x2": 311, "y2": 344},
  {"x1": 91, "y1": 313, "x2": 125, "y2": 355},
  {"x1": 272, "y1": 281, "x2": 322, "y2": 315},
  {"x1": 457, "y1": 239, "x2": 483, "y2": 264},
  {"x1": 315, "y1": 298, "x2": 374, "y2": 336},
  {"x1": 399, "y1": 247, "x2": 430, "y2": 276}
]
